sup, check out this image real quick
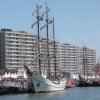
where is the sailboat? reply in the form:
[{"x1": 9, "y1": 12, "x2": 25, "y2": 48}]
[
  {"x1": 78, "y1": 46, "x2": 92, "y2": 87},
  {"x1": 24, "y1": 4, "x2": 66, "y2": 93}
]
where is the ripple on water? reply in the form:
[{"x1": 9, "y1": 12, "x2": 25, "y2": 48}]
[{"x1": 0, "y1": 87, "x2": 100, "y2": 100}]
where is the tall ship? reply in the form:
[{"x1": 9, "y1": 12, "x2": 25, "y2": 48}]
[
  {"x1": 78, "y1": 46, "x2": 92, "y2": 87},
  {"x1": 24, "y1": 4, "x2": 66, "y2": 93},
  {"x1": 78, "y1": 46, "x2": 100, "y2": 87}
]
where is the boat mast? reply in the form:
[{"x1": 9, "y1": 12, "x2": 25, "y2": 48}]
[
  {"x1": 84, "y1": 45, "x2": 88, "y2": 80},
  {"x1": 83, "y1": 45, "x2": 88, "y2": 81},
  {"x1": 32, "y1": 5, "x2": 42, "y2": 75},
  {"x1": 46, "y1": 5, "x2": 51, "y2": 79},
  {"x1": 53, "y1": 17, "x2": 57, "y2": 79},
  {"x1": 37, "y1": 5, "x2": 42, "y2": 75},
  {"x1": 83, "y1": 46, "x2": 85, "y2": 81}
]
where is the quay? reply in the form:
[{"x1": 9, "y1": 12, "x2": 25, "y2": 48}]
[{"x1": 0, "y1": 78, "x2": 30, "y2": 95}]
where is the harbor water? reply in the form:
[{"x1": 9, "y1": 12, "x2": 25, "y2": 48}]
[{"x1": 0, "y1": 87, "x2": 100, "y2": 100}]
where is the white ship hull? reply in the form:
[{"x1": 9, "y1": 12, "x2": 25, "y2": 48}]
[{"x1": 28, "y1": 74, "x2": 66, "y2": 93}]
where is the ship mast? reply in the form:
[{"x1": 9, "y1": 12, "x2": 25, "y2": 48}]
[
  {"x1": 32, "y1": 5, "x2": 42, "y2": 75},
  {"x1": 40, "y1": 4, "x2": 52, "y2": 79},
  {"x1": 53, "y1": 17, "x2": 57, "y2": 79},
  {"x1": 85, "y1": 45, "x2": 88, "y2": 80},
  {"x1": 83, "y1": 45, "x2": 88, "y2": 81},
  {"x1": 46, "y1": 5, "x2": 51, "y2": 79}
]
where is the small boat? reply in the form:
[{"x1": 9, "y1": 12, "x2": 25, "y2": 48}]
[
  {"x1": 78, "y1": 80, "x2": 92, "y2": 87},
  {"x1": 24, "y1": 4, "x2": 66, "y2": 93},
  {"x1": 66, "y1": 80, "x2": 75, "y2": 88},
  {"x1": 92, "y1": 80, "x2": 100, "y2": 86}
]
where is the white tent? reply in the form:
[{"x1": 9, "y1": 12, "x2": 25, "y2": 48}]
[{"x1": 2, "y1": 72, "x2": 11, "y2": 78}]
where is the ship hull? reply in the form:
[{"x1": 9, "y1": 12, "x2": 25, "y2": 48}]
[
  {"x1": 66, "y1": 80, "x2": 75, "y2": 88},
  {"x1": 28, "y1": 74, "x2": 66, "y2": 93}
]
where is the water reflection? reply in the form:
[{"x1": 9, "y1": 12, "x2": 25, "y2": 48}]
[
  {"x1": 28, "y1": 91, "x2": 65, "y2": 100},
  {"x1": 0, "y1": 87, "x2": 100, "y2": 100}
]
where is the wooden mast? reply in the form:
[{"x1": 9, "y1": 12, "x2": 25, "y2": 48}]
[
  {"x1": 52, "y1": 17, "x2": 57, "y2": 79},
  {"x1": 40, "y1": 4, "x2": 52, "y2": 79},
  {"x1": 83, "y1": 46, "x2": 86, "y2": 81},
  {"x1": 37, "y1": 5, "x2": 42, "y2": 75},
  {"x1": 32, "y1": 5, "x2": 42, "y2": 75},
  {"x1": 83, "y1": 45, "x2": 88, "y2": 81},
  {"x1": 85, "y1": 45, "x2": 88, "y2": 80},
  {"x1": 46, "y1": 5, "x2": 51, "y2": 79}
]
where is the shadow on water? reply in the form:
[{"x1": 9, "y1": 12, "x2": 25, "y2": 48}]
[{"x1": 28, "y1": 91, "x2": 66, "y2": 100}]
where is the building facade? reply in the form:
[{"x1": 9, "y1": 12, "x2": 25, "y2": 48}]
[
  {"x1": 79, "y1": 47, "x2": 96, "y2": 75},
  {"x1": 0, "y1": 29, "x2": 37, "y2": 69},
  {"x1": 60, "y1": 43, "x2": 96, "y2": 74},
  {"x1": 0, "y1": 28, "x2": 96, "y2": 74},
  {"x1": 0, "y1": 29, "x2": 60, "y2": 74},
  {"x1": 60, "y1": 44, "x2": 80, "y2": 74},
  {"x1": 39, "y1": 39, "x2": 60, "y2": 73}
]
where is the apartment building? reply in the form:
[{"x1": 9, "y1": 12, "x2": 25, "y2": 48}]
[
  {"x1": 60, "y1": 44, "x2": 80, "y2": 74},
  {"x1": 40, "y1": 39, "x2": 60, "y2": 73},
  {"x1": 0, "y1": 28, "x2": 96, "y2": 75},
  {"x1": 60, "y1": 43, "x2": 96, "y2": 74},
  {"x1": 0, "y1": 29, "x2": 60, "y2": 74},
  {"x1": 0, "y1": 28, "x2": 37, "y2": 69},
  {"x1": 79, "y1": 47, "x2": 96, "y2": 75}
]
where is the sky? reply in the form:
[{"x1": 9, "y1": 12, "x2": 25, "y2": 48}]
[{"x1": 0, "y1": 0, "x2": 100, "y2": 60}]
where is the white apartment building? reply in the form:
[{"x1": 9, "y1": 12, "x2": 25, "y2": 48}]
[
  {"x1": 60, "y1": 43, "x2": 96, "y2": 74},
  {"x1": 79, "y1": 47, "x2": 96, "y2": 75},
  {"x1": 39, "y1": 39, "x2": 60, "y2": 73},
  {"x1": 0, "y1": 28, "x2": 96, "y2": 75},
  {"x1": 60, "y1": 44, "x2": 80, "y2": 74},
  {"x1": 0, "y1": 29, "x2": 60, "y2": 74},
  {"x1": 0, "y1": 29, "x2": 37, "y2": 69}
]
